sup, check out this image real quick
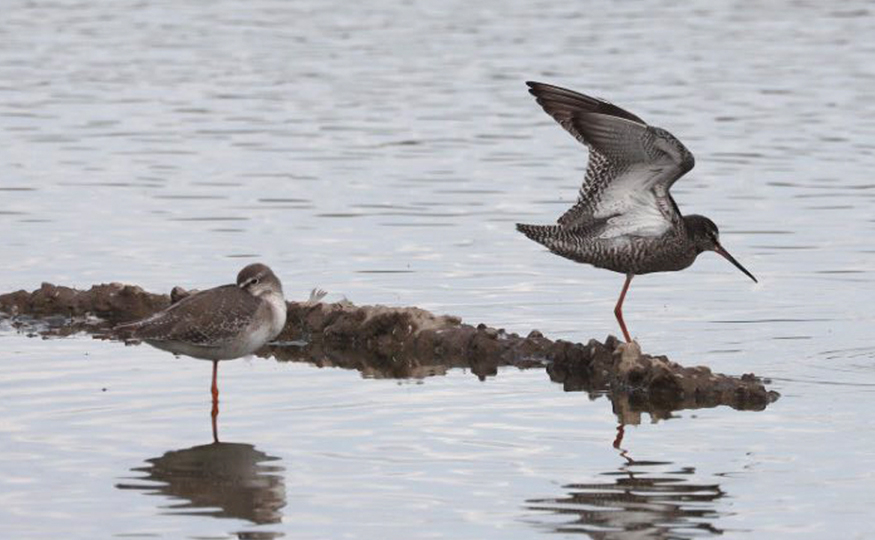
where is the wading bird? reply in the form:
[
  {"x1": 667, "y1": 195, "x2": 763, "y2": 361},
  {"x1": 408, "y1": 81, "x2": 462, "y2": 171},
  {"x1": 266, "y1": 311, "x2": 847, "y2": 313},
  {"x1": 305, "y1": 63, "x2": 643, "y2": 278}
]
[
  {"x1": 516, "y1": 82, "x2": 757, "y2": 342},
  {"x1": 115, "y1": 263, "x2": 287, "y2": 439}
]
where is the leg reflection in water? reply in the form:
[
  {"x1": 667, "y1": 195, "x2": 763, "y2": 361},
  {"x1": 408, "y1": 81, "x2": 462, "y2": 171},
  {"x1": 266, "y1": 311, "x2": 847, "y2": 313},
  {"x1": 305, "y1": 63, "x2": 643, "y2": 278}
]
[{"x1": 527, "y1": 426, "x2": 726, "y2": 538}]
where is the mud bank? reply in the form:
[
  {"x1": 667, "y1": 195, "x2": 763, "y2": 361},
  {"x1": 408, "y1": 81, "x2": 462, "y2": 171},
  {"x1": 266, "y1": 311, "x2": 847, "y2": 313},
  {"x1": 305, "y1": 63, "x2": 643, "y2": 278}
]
[{"x1": 1, "y1": 282, "x2": 779, "y2": 421}]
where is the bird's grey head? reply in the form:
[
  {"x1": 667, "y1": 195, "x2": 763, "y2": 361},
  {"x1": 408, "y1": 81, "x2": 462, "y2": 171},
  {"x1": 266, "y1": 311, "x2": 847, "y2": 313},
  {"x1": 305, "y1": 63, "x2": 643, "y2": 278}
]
[
  {"x1": 684, "y1": 215, "x2": 757, "y2": 283},
  {"x1": 237, "y1": 263, "x2": 283, "y2": 297},
  {"x1": 685, "y1": 215, "x2": 721, "y2": 253}
]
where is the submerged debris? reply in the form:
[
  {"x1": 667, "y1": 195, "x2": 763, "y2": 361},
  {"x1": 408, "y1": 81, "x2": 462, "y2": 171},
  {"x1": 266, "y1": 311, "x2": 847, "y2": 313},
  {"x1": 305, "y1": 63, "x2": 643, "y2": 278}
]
[{"x1": 0, "y1": 282, "x2": 779, "y2": 423}]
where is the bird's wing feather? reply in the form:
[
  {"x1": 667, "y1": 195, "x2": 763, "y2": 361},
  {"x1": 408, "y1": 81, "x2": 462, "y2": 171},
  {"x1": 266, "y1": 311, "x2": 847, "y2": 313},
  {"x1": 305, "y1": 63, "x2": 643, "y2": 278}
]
[
  {"x1": 120, "y1": 285, "x2": 260, "y2": 346},
  {"x1": 561, "y1": 113, "x2": 693, "y2": 235},
  {"x1": 527, "y1": 82, "x2": 695, "y2": 237},
  {"x1": 589, "y1": 174, "x2": 676, "y2": 239},
  {"x1": 526, "y1": 81, "x2": 646, "y2": 131}
]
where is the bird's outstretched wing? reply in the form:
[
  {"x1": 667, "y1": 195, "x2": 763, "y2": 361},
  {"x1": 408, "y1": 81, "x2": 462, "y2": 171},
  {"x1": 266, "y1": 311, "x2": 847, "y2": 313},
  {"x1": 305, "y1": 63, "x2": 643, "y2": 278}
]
[
  {"x1": 115, "y1": 285, "x2": 261, "y2": 346},
  {"x1": 526, "y1": 81, "x2": 695, "y2": 238}
]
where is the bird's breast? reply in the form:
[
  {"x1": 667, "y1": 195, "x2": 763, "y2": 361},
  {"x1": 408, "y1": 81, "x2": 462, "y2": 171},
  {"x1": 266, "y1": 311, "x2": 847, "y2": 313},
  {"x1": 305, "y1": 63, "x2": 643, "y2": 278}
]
[
  {"x1": 587, "y1": 234, "x2": 697, "y2": 275},
  {"x1": 260, "y1": 292, "x2": 288, "y2": 340},
  {"x1": 629, "y1": 235, "x2": 697, "y2": 274}
]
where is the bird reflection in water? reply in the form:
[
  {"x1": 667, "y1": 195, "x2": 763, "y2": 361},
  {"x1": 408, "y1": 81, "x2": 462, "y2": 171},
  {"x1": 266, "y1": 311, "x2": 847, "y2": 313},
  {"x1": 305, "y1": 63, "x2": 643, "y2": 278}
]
[
  {"x1": 116, "y1": 440, "x2": 286, "y2": 535},
  {"x1": 522, "y1": 392, "x2": 727, "y2": 539},
  {"x1": 527, "y1": 449, "x2": 725, "y2": 539}
]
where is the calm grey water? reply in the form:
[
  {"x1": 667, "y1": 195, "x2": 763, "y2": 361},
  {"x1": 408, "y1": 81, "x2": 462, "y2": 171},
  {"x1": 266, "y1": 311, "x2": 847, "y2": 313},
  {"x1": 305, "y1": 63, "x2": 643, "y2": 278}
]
[{"x1": 2, "y1": 0, "x2": 875, "y2": 538}]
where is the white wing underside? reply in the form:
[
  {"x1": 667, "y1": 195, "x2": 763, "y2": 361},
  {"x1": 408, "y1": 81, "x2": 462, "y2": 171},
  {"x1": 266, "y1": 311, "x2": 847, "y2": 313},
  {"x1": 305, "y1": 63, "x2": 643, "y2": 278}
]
[
  {"x1": 584, "y1": 161, "x2": 680, "y2": 239},
  {"x1": 553, "y1": 115, "x2": 694, "y2": 238}
]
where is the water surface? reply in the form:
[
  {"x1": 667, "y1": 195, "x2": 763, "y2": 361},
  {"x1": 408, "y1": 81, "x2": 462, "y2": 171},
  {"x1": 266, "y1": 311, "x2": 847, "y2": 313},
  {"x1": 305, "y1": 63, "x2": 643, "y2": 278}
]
[{"x1": 1, "y1": 0, "x2": 875, "y2": 538}]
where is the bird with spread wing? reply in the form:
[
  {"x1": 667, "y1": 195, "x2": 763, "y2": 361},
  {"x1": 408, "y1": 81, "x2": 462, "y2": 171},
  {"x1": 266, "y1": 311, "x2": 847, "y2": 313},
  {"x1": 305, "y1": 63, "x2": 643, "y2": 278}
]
[{"x1": 516, "y1": 81, "x2": 757, "y2": 342}]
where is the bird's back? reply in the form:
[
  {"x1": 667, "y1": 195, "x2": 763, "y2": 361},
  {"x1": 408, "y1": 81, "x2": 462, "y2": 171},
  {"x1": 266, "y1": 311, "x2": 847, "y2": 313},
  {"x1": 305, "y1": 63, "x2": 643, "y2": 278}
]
[{"x1": 116, "y1": 285, "x2": 264, "y2": 356}]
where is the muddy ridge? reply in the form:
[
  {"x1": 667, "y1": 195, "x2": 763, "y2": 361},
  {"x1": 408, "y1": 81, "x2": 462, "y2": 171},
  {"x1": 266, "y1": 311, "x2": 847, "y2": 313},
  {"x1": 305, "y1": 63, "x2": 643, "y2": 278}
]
[{"x1": 0, "y1": 282, "x2": 779, "y2": 422}]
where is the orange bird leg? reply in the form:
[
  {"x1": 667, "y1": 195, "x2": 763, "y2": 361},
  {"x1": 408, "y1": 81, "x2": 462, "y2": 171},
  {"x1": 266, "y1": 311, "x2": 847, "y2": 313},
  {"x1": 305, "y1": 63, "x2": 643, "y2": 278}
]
[
  {"x1": 211, "y1": 360, "x2": 220, "y2": 403},
  {"x1": 614, "y1": 274, "x2": 634, "y2": 343},
  {"x1": 210, "y1": 360, "x2": 220, "y2": 442},
  {"x1": 211, "y1": 360, "x2": 220, "y2": 413}
]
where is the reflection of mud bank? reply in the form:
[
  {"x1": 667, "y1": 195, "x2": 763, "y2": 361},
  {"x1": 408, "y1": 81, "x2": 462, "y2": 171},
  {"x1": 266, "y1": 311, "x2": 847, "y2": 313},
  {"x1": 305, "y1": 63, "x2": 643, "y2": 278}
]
[{"x1": 1, "y1": 282, "x2": 779, "y2": 419}]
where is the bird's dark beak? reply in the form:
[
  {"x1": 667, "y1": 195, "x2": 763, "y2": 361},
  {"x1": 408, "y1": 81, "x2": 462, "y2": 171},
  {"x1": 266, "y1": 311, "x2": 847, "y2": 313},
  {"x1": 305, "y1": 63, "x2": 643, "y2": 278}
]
[{"x1": 714, "y1": 244, "x2": 757, "y2": 283}]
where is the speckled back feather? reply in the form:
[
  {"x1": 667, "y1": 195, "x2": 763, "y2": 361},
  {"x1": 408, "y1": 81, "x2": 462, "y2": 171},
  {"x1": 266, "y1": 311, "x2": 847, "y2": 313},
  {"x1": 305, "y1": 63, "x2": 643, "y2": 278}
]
[{"x1": 116, "y1": 284, "x2": 262, "y2": 347}]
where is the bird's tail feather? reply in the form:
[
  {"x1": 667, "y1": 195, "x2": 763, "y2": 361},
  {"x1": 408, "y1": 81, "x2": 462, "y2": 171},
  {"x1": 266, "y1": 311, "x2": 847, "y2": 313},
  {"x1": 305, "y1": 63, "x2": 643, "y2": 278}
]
[
  {"x1": 516, "y1": 223, "x2": 584, "y2": 263},
  {"x1": 516, "y1": 223, "x2": 560, "y2": 244}
]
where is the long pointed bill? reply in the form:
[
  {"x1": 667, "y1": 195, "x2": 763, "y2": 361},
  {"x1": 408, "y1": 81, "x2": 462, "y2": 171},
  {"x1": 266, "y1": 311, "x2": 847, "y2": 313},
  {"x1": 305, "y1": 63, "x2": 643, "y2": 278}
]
[{"x1": 714, "y1": 244, "x2": 758, "y2": 283}]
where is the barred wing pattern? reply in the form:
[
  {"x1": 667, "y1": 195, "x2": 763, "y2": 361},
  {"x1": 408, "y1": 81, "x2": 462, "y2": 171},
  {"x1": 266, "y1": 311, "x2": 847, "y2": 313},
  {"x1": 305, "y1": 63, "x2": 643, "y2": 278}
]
[{"x1": 526, "y1": 82, "x2": 695, "y2": 239}]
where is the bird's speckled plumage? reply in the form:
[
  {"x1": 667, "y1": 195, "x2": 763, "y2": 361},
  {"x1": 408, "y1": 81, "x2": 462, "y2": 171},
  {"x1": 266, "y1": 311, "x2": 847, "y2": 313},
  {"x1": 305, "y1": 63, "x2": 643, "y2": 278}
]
[
  {"x1": 519, "y1": 81, "x2": 696, "y2": 265},
  {"x1": 115, "y1": 263, "x2": 287, "y2": 360},
  {"x1": 516, "y1": 222, "x2": 697, "y2": 275},
  {"x1": 516, "y1": 82, "x2": 756, "y2": 342}
]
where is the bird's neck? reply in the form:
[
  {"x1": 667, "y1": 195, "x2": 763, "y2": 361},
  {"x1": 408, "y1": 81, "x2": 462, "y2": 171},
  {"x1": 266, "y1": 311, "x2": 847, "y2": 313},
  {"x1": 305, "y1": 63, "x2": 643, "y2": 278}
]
[{"x1": 261, "y1": 290, "x2": 286, "y2": 312}]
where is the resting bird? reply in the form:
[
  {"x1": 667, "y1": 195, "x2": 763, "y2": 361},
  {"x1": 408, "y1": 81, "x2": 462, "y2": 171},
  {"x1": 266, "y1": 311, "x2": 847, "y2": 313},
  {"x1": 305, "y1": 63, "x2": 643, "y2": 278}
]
[
  {"x1": 115, "y1": 263, "x2": 287, "y2": 414},
  {"x1": 516, "y1": 82, "x2": 757, "y2": 342}
]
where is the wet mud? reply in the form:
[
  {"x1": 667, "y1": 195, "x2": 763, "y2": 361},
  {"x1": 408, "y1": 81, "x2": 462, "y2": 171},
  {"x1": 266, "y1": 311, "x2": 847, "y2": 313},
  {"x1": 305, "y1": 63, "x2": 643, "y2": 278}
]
[{"x1": 1, "y1": 282, "x2": 779, "y2": 423}]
